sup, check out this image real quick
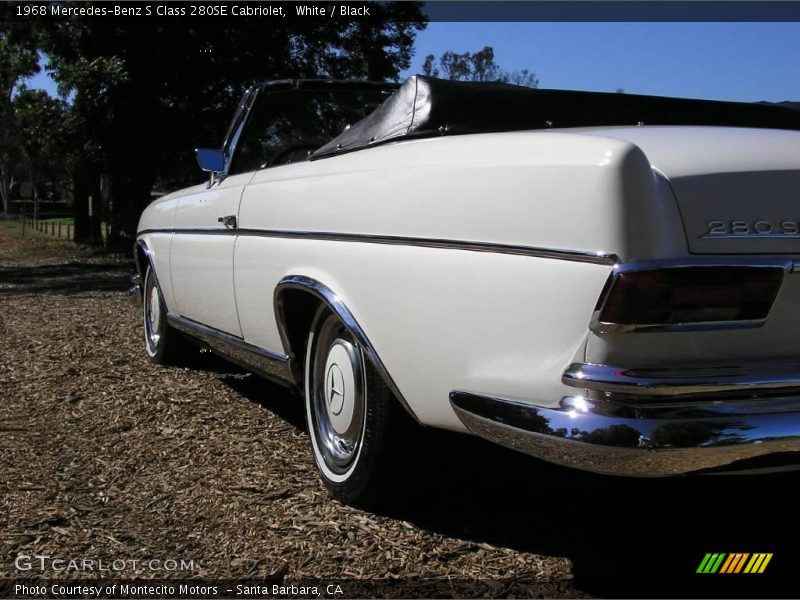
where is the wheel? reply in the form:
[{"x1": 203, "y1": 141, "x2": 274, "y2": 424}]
[
  {"x1": 142, "y1": 264, "x2": 186, "y2": 365},
  {"x1": 304, "y1": 308, "x2": 397, "y2": 505}
]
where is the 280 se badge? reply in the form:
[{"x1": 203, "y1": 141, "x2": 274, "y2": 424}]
[{"x1": 705, "y1": 219, "x2": 800, "y2": 237}]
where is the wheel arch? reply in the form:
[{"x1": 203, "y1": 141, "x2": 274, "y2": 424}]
[
  {"x1": 134, "y1": 237, "x2": 176, "y2": 316},
  {"x1": 273, "y1": 275, "x2": 420, "y2": 423},
  {"x1": 134, "y1": 239, "x2": 151, "y2": 278},
  {"x1": 133, "y1": 239, "x2": 155, "y2": 302}
]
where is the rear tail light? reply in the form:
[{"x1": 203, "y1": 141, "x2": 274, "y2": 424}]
[{"x1": 593, "y1": 266, "x2": 784, "y2": 332}]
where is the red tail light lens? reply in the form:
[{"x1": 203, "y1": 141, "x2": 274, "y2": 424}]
[{"x1": 597, "y1": 267, "x2": 784, "y2": 329}]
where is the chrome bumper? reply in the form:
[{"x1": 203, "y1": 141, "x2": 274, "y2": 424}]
[{"x1": 451, "y1": 361, "x2": 800, "y2": 476}]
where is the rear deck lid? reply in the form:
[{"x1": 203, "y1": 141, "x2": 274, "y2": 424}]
[{"x1": 578, "y1": 126, "x2": 800, "y2": 255}]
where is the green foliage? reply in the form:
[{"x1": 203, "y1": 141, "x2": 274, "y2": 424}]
[
  {"x1": 13, "y1": 88, "x2": 69, "y2": 180},
  {"x1": 0, "y1": 28, "x2": 39, "y2": 103},
  {"x1": 422, "y1": 46, "x2": 538, "y2": 88},
  {"x1": 34, "y1": 5, "x2": 425, "y2": 241},
  {"x1": 0, "y1": 24, "x2": 40, "y2": 213}
]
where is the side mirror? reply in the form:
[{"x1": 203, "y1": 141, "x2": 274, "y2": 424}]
[{"x1": 195, "y1": 148, "x2": 226, "y2": 173}]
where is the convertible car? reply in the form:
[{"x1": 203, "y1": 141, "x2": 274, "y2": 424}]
[{"x1": 133, "y1": 76, "x2": 800, "y2": 503}]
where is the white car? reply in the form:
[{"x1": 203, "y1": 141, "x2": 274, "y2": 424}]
[{"x1": 134, "y1": 76, "x2": 800, "y2": 503}]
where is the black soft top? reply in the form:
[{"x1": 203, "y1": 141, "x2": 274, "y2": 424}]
[{"x1": 314, "y1": 75, "x2": 800, "y2": 157}]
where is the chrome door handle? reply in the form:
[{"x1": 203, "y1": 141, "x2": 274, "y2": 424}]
[{"x1": 217, "y1": 215, "x2": 237, "y2": 229}]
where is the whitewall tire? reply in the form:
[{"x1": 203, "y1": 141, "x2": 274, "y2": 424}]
[
  {"x1": 304, "y1": 308, "x2": 396, "y2": 505},
  {"x1": 142, "y1": 265, "x2": 186, "y2": 365}
]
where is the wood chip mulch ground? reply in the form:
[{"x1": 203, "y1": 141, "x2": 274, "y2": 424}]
[
  {"x1": 3, "y1": 224, "x2": 799, "y2": 600},
  {"x1": 0, "y1": 225, "x2": 589, "y2": 598}
]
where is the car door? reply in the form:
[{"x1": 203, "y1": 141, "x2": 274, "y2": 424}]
[
  {"x1": 169, "y1": 88, "x2": 259, "y2": 336},
  {"x1": 231, "y1": 83, "x2": 396, "y2": 351}
]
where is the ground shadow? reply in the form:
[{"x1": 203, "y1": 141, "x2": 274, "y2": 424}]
[
  {"x1": 375, "y1": 429, "x2": 798, "y2": 597},
  {"x1": 228, "y1": 375, "x2": 798, "y2": 598},
  {"x1": 222, "y1": 373, "x2": 307, "y2": 432},
  {"x1": 0, "y1": 261, "x2": 133, "y2": 296}
]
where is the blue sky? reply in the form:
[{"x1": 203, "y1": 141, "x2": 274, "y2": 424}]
[
  {"x1": 402, "y1": 22, "x2": 800, "y2": 102},
  {"x1": 26, "y1": 22, "x2": 800, "y2": 103}
]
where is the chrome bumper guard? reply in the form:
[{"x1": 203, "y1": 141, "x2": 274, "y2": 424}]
[
  {"x1": 451, "y1": 361, "x2": 800, "y2": 476},
  {"x1": 128, "y1": 274, "x2": 142, "y2": 303}
]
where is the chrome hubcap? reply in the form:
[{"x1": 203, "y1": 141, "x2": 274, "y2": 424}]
[
  {"x1": 144, "y1": 272, "x2": 161, "y2": 352},
  {"x1": 311, "y1": 323, "x2": 366, "y2": 474}
]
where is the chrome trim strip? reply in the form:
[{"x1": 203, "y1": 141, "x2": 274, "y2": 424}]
[
  {"x1": 562, "y1": 361, "x2": 800, "y2": 397},
  {"x1": 274, "y1": 275, "x2": 420, "y2": 422},
  {"x1": 136, "y1": 228, "x2": 619, "y2": 266},
  {"x1": 591, "y1": 318, "x2": 768, "y2": 335},
  {"x1": 450, "y1": 390, "x2": 800, "y2": 476},
  {"x1": 613, "y1": 257, "x2": 796, "y2": 272},
  {"x1": 138, "y1": 228, "x2": 233, "y2": 236},
  {"x1": 590, "y1": 257, "x2": 792, "y2": 334},
  {"x1": 241, "y1": 230, "x2": 619, "y2": 265},
  {"x1": 166, "y1": 314, "x2": 294, "y2": 386}
]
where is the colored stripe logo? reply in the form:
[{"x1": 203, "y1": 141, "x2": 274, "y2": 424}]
[{"x1": 697, "y1": 553, "x2": 773, "y2": 574}]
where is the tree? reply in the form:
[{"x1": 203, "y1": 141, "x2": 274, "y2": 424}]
[
  {"x1": 422, "y1": 46, "x2": 538, "y2": 88},
  {"x1": 45, "y1": 54, "x2": 128, "y2": 242},
  {"x1": 0, "y1": 25, "x2": 39, "y2": 214},
  {"x1": 11, "y1": 87, "x2": 70, "y2": 219},
  {"x1": 504, "y1": 68, "x2": 539, "y2": 89},
  {"x1": 38, "y1": 4, "x2": 425, "y2": 246}
]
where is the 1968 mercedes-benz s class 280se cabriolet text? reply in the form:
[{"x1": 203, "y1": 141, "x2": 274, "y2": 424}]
[{"x1": 132, "y1": 76, "x2": 800, "y2": 503}]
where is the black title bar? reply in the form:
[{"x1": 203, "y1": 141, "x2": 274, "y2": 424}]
[{"x1": 4, "y1": 1, "x2": 800, "y2": 22}]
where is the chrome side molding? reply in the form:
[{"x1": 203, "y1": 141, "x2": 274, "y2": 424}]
[
  {"x1": 274, "y1": 275, "x2": 419, "y2": 422},
  {"x1": 166, "y1": 314, "x2": 294, "y2": 386},
  {"x1": 610, "y1": 256, "x2": 797, "y2": 273},
  {"x1": 137, "y1": 228, "x2": 619, "y2": 266}
]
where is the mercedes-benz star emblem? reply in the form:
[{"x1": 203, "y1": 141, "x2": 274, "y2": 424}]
[{"x1": 326, "y1": 364, "x2": 345, "y2": 415}]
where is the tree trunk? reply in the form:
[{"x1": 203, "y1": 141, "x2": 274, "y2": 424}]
[
  {"x1": 0, "y1": 163, "x2": 10, "y2": 215},
  {"x1": 72, "y1": 158, "x2": 102, "y2": 244},
  {"x1": 106, "y1": 164, "x2": 155, "y2": 251}
]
